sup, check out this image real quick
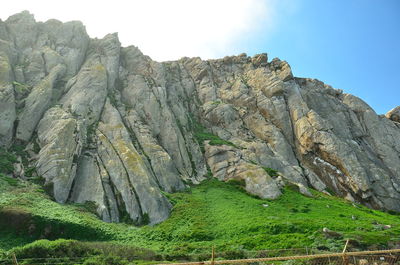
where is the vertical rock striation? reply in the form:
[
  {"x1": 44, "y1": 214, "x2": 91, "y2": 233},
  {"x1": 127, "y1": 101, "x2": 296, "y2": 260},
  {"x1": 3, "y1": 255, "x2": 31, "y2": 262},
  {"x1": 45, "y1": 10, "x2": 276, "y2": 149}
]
[{"x1": 1, "y1": 11, "x2": 400, "y2": 224}]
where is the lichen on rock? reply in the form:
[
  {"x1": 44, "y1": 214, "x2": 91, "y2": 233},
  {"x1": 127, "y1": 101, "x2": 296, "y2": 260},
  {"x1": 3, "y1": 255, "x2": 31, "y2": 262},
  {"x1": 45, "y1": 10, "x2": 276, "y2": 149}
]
[{"x1": 1, "y1": 11, "x2": 400, "y2": 226}]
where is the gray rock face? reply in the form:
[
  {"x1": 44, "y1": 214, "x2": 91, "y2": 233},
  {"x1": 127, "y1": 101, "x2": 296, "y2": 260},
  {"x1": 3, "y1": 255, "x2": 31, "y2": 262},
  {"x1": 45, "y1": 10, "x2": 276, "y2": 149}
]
[
  {"x1": 96, "y1": 100, "x2": 171, "y2": 225},
  {"x1": 36, "y1": 106, "x2": 83, "y2": 203},
  {"x1": 70, "y1": 154, "x2": 115, "y2": 222},
  {"x1": 16, "y1": 64, "x2": 66, "y2": 141},
  {"x1": 0, "y1": 62, "x2": 16, "y2": 147},
  {"x1": 204, "y1": 143, "x2": 282, "y2": 199},
  {"x1": 2, "y1": 11, "x2": 400, "y2": 225},
  {"x1": 124, "y1": 110, "x2": 186, "y2": 193}
]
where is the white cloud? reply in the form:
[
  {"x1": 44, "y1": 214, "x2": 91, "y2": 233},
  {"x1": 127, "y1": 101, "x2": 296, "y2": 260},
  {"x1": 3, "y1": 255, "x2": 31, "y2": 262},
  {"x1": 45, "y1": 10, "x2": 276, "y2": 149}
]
[{"x1": 1, "y1": 0, "x2": 275, "y2": 61}]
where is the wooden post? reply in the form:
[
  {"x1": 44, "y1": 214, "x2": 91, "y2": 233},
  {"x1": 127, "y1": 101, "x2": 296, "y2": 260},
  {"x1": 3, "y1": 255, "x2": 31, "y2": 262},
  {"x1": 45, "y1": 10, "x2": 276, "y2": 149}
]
[
  {"x1": 342, "y1": 239, "x2": 350, "y2": 265},
  {"x1": 211, "y1": 246, "x2": 215, "y2": 265},
  {"x1": 12, "y1": 253, "x2": 19, "y2": 265},
  {"x1": 342, "y1": 239, "x2": 349, "y2": 253}
]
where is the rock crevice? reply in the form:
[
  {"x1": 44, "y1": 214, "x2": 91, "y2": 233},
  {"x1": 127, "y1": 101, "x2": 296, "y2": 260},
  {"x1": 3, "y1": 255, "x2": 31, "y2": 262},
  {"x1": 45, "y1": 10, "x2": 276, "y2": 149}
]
[{"x1": 1, "y1": 11, "x2": 400, "y2": 225}]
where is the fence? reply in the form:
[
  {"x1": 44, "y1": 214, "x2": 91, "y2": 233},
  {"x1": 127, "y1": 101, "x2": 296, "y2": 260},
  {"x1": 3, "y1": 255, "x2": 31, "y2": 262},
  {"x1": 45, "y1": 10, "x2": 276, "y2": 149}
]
[
  {"x1": 2, "y1": 247, "x2": 399, "y2": 265},
  {"x1": 157, "y1": 249, "x2": 400, "y2": 265}
]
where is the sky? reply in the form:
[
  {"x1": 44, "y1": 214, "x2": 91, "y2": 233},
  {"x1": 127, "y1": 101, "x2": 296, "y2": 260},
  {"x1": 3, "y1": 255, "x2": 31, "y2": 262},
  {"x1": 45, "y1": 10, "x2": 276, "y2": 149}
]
[{"x1": 1, "y1": 0, "x2": 399, "y2": 114}]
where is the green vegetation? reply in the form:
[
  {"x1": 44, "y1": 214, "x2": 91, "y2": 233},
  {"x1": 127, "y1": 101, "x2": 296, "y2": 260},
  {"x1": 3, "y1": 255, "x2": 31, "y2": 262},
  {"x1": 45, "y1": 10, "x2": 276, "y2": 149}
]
[
  {"x1": 189, "y1": 115, "x2": 238, "y2": 151},
  {"x1": 0, "y1": 148, "x2": 17, "y2": 174},
  {"x1": 6, "y1": 239, "x2": 159, "y2": 265},
  {"x1": 0, "y1": 174, "x2": 18, "y2": 186},
  {"x1": 0, "y1": 145, "x2": 38, "y2": 180},
  {"x1": 12, "y1": 81, "x2": 30, "y2": 94},
  {"x1": 262, "y1": 166, "x2": 279, "y2": 177},
  {"x1": 249, "y1": 160, "x2": 279, "y2": 177},
  {"x1": 1, "y1": 178, "x2": 399, "y2": 263},
  {"x1": 108, "y1": 91, "x2": 119, "y2": 107},
  {"x1": 86, "y1": 122, "x2": 99, "y2": 142},
  {"x1": 1, "y1": 145, "x2": 399, "y2": 262}
]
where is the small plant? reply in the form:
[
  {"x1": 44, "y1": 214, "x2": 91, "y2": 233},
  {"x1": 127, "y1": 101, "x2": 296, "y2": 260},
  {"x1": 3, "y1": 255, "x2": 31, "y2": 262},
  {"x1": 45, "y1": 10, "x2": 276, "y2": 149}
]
[
  {"x1": 108, "y1": 91, "x2": 118, "y2": 107},
  {"x1": 300, "y1": 207, "x2": 311, "y2": 213},
  {"x1": 73, "y1": 201, "x2": 99, "y2": 216},
  {"x1": 12, "y1": 81, "x2": 30, "y2": 94},
  {"x1": 262, "y1": 166, "x2": 279, "y2": 177},
  {"x1": 226, "y1": 178, "x2": 246, "y2": 188},
  {"x1": 142, "y1": 213, "x2": 150, "y2": 226},
  {"x1": 0, "y1": 147, "x2": 17, "y2": 174},
  {"x1": 86, "y1": 122, "x2": 99, "y2": 144},
  {"x1": 82, "y1": 255, "x2": 129, "y2": 265},
  {"x1": 9, "y1": 143, "x2": 31, "y2": 166},
  {"x1": 387, "y1": 210, "x2": 400, "y2": 216},
  {"x1": 24, "y1": 167, "x2": 37, "y2": 179},
  {"x1": 189, "y1": 114, "x2": 238, "y2": 152},
  {"x1": 0, "y1": 173, "x2": 19, "y2": 186}
]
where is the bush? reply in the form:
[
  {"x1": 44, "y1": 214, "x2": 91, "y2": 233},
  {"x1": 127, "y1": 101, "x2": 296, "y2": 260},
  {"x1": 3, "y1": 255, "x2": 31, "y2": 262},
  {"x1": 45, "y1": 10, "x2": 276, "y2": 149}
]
[
  {"x1": 0, "y1": 148, "x2": 17, "y2": 174},
  {"x1": 82, "y1": 255, "x2": 129, "y2": 265},
  {"x1": 71, "y1": 201, "x2": 99, "y2": 216},
  {"x1": 84, "y1": 242, "x2": 158, "y2": 261},
  {"x1": 10, "y1": 240, "x2": 159, "y2": 264},
  {"x1": 220, "y1": 249, "x2": 246, "y2": 259},
  {"x1": 12, "y1": 81, "x2": 30, "y2": 94},
  {"x1": 262, "y1": 167, "x2": 279, "y2": 177},
  {"x1": 226, "y1": 178, "x2": 246, "y2": 188},
  {"x1": 12, "y1": 239, "x2": 99, "y2": 259},
  {"x1": 0, "y1": 174, "x2": 19, "y2": 186}
]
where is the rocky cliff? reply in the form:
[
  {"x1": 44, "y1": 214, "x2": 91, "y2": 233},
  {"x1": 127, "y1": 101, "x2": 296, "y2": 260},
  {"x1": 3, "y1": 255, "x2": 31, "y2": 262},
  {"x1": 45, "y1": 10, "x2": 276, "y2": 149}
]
[{"x1": 1, "y1": 11, "x2": 399, "y2": 225}]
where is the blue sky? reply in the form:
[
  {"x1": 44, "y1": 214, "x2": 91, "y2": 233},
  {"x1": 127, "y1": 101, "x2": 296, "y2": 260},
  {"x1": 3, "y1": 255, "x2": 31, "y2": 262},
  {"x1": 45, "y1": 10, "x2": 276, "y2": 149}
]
[
  {"x1": 1, "y1": 0, "x2": 398, "y2": 114},
  {"x1": 241, "y1": 0, "x2": 399, "y2": 114}
]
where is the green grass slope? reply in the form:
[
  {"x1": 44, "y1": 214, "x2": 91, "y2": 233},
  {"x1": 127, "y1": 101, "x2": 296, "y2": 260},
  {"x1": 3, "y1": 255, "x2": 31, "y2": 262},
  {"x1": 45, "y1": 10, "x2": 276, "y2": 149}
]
[{"x1": 1, "y1": 175, "x2": 399, "y2": 260}]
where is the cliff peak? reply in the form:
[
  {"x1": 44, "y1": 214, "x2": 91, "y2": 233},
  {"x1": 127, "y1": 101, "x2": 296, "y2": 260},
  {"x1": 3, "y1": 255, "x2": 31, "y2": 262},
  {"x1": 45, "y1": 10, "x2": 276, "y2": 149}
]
[{"x1": 1, "y1": 12, "x2": 399, "y2": 225}]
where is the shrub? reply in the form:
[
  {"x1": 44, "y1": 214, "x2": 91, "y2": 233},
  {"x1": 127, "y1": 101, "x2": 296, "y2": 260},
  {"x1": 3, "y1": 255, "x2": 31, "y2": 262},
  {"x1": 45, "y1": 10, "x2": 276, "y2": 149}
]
[
  {"x1": 11, "y1": 239, "x2": 99, "y2": 259},
  {"x1": 0, "y1": 174, "x2": 19, "y2": 186},
  {"x1": 300, "y1": 207, "x2": 311, "y2": 213},
  {"x1": 221, "y1": 249, "x2": 246, "y2": 259},
  {"x1": 189, "y1": 115, "x2": 238, "y2": 152},
  {"x1": 226, "y1": 178, "x2": 246, "y2": 188},
  {"x1": 82, "y1": 255, "x2": 129, "y2": 265},
  {"x1": 0, "y1": 148, "x2": 17, "y2": 174},
  {"x1": 10, "y1": 240, "x2": 159, "y2": 264},
  {"x1": 141, "y1": 213, "x2": 150, "y2": 226},
  {"x1": 262, "y1": 167, "x2": 279, "y2": 177},
  {"x1": 72, "y1": 201, "x2": 99, "y2": 216}
]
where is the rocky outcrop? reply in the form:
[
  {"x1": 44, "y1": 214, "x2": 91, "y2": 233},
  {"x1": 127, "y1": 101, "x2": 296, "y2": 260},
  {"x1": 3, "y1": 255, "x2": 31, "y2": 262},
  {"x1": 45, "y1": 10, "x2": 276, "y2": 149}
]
[
  {"x1": 386, "y1": 106, "x2": 400, "y2": 123},
  {"x1": 204, "y1": 143, "x2": 282, "y2": 199},
  {"x1": 16, "y1": 64, "x2": 66, "y2": 141},
  {"x1": 1, "y1": 11, "x2": 400, "y2": 225},
  {"x1": 36, "y1": 106, "x2": 83, "y2": 203},
  {"x1": 96, "y1": 100, "x2": 172, "y2": 225},
  {"x1": 0, "y1": 37, "x2": 16, "y2": 147}
]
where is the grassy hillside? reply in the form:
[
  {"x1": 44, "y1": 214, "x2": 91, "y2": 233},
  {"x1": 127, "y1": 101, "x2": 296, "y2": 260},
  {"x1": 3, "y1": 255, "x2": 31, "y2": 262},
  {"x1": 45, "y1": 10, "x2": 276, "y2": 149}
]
[
  {"x1": 1, "y1": 146, "x2": 400, "y2": 263},
  {"x1": 1, "y1": 172, "x2": 400, "y2": 262}
]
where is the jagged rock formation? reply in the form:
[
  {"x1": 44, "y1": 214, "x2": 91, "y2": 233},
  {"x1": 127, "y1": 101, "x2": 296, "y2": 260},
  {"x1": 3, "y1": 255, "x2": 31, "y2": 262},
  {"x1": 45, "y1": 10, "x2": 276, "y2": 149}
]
[
  {"x1": 1, "y1": 11, "x2": 399, "y2": 225},
  {"x1": 386, "y1": 106, "x2": 400, "y2": 123}
]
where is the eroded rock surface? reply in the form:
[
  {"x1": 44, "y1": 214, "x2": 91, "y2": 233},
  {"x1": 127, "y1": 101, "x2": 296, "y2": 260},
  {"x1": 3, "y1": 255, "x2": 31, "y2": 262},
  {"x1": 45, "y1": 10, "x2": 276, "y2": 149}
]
[
  {"x1": 386, "y1": 106, "x2": 400, "y2": 123},
  {"x1": 1, "y1": 11, "x2": 400, "y2": 224}
]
